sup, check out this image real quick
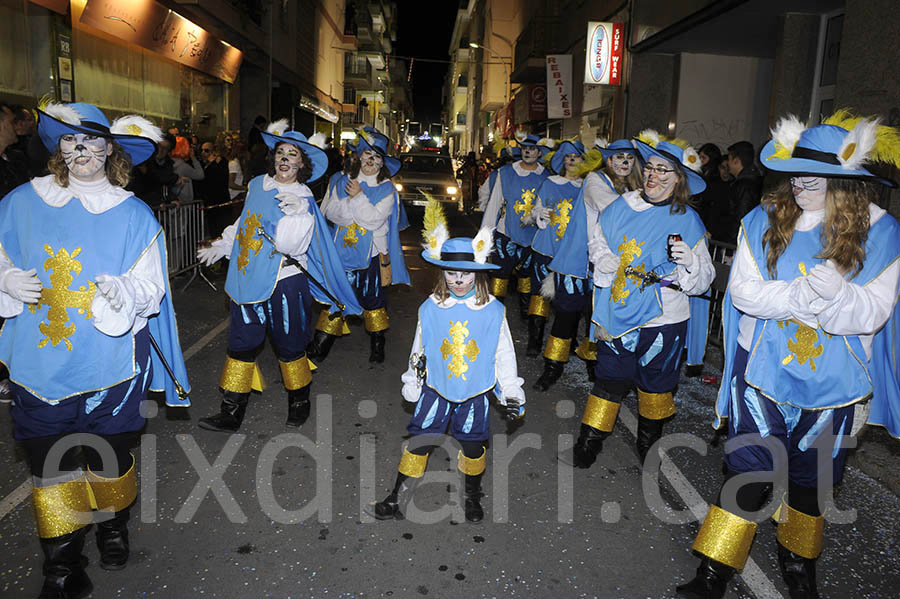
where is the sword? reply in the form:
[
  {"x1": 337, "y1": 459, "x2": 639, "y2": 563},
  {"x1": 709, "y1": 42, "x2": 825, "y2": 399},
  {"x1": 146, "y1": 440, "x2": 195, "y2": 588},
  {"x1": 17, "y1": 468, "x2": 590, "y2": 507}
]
[
  {"x1": 255, "y1": 227, "x2": 346, "y2": 312},
  {"x1": 623, "y1": 266, "x2": 711, "y2": 301},
  {"x1": 148, "y1": 332, "x2": 189, "y2": 401}
]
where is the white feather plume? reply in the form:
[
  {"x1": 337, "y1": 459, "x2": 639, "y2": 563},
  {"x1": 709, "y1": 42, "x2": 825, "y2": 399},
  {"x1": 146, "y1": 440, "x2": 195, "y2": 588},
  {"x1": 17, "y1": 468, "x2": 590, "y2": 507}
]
[
  {"x1": 472, "y1": 227, "x2": 493, "y2": 264},
  {"x1": 837, "y1": 117, "x2": 879, "y2": 171},
  {"x1": 43, "y1": 102, "x2": 83, "y2": 125},
  {"x1": 538, "y1": 137, "x2": 556, "y2": 149},
  {"x1": 307, "y1": 132, "x2": 327, "y2": 149},
  {"x1": 109, "y1": 115, "x2": 163, "y2": 142},
  {"x1": 515, "y1": 130, "x2": 528, "y2": 143},
  {"x1": 682, "y1": 146, "x2": 702, "y2": 172},
  {"x1": 638, "y1": 129, "x2": 660, "y2": 148},
  {"x1": 593, "y1": 137, "x2": 608, "y2": 150},
  {"x1": 540, "y1": 274, "x2": 556, "y2": 300},
  {"x1": 769, "y1": 115, "x2": 806, "y2": 158},
  {"x1": 266, "y1": 118, "x2": 290, "y2": 136},
  {"x1": 422, "y1": 223, "x2": 449, "y2": 260}
]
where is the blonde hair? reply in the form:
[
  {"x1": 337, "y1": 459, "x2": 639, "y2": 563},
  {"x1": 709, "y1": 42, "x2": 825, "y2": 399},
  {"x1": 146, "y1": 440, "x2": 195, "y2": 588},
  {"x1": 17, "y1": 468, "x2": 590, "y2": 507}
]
[
  {"x1": 47, "y1": 139, "x2": 133, "y2": 188},
  {"x1": 601, "y1": 162, "x2": 643, "y2": 194},
  {"x1": 761, "y1": 178, "x2": 871, "y2": 278},
  {"x1": 432, "y1": 270, "x2": 491, "y2": 305},
  {"x1": 667, "y1": 167, "x2": 693, "y2": 215}
]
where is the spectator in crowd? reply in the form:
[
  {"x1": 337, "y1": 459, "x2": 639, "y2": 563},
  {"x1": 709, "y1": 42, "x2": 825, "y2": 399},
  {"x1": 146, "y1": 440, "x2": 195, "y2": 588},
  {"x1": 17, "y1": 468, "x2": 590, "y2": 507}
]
[
  {"x1": 129, "y1": 132, "x2": 180, "y2": 209},
  {"x1": 248, "y1": 115, "x2": 266, "y2": 150},
  {"x1": 457, "y1": 151, "x2": 479, "y2": 213},
  {"x1": 723, "y1": 140, "x2": 763, "y2": 243},
  {"x1": 198, "y1": 140, "x2": 231, "y2": 236},
  {"x1": 697, "y1": 142, "x2": 722, "y2": 178},
  {"x1": 324, "y1": 136, "x2": 343, "y2": 179},
  {"x1": 698, "y1": 155, "x2": 734, "y2": 243},
  {"x1": 170, "y1": 140, "x2": 205, "y2": 202},
  {"x1": 0, "y1": 103, "x2": 30, "y2": 198},
  {"x1": 225, "y1": 136, "x2": 249, "y2": 222}
]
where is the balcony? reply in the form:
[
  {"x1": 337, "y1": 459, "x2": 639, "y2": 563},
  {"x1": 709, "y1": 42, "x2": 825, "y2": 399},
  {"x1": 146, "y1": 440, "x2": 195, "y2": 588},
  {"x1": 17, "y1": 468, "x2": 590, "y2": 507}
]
[
  {"x1": 511, "y1": 16, "x2": 563, "y2": 84},
  {"x1": 345, "y1": 54, "x2": 374, "y2": 86}
]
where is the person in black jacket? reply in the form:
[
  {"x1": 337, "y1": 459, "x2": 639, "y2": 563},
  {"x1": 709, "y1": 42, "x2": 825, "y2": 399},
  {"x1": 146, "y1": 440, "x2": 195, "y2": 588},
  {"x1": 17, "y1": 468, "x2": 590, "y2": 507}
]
[{"x1": 724, "y1": 141, "x2": 762, "y2": 244}]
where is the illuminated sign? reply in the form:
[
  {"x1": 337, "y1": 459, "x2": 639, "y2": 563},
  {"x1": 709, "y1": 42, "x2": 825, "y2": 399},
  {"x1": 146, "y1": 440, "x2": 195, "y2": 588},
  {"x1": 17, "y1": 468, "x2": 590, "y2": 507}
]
[{"x1": 585, "y1": 22, "x2": 624, "y2": 86}]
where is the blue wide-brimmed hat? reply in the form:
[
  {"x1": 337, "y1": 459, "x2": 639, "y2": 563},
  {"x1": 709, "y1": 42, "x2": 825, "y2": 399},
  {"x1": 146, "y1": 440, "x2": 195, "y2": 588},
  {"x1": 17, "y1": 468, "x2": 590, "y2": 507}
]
[
  {"x1": 348, "y1": 126, "x2": 388, "y2": 154},
  {"x1": 550, "y1": 140, "x2": 586, "y2": 175},
  {"x1": 634, "y1": 130, "x2": 706, "y2": 195},
  {"x1": 515, "y1": 132, "x2": 554, "y2": 157},
  {"x1": 760, "y1": 112, "x2": 899, "y2": 186},
  {"x1": 261, "y1": 119, "x2": 328, "y2": 182},
  {"x1": 422, "y1": 235, "x2": 499, "y2": 271},
  {"x1": 38, "y1": 102, "x2": 162, "y2": 165},
  {"x1": 500, "y1": 145, "x2": 521, "y2": 160},
  {"x1": 355, "y1": 129, "x2": 402, "y2": 177},
  {"x1": 596, "y1": 138, "x2": 639, "y2": 160}
]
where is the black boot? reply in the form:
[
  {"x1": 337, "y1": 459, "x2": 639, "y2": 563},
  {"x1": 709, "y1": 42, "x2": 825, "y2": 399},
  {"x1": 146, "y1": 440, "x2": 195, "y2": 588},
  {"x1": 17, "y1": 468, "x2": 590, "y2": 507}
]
[
  {"x1": 518, "y1": 292, "x2": 529, "y2": 321},
  {"x1": 684, "y1": 364, "x2": 703, "y2": 377},
  {"x1": 571, "y1": 423, "x2": 608, "y2": 469},
  {"x1": 96, "y1": 507, "x2": 130, "y2": 571},
  {"x1": 778, "y1": 544, "x2": 820, "y2": 599},
  {"x1": 198, "y1": 391, "x2": 249, "y2": 432},
  {"x1": 532, "y1": 359, "x2": 564, "y2": 391},
  {"x1": 38, "y1": 529, "x2": 93, "y2": 599},
  {"x1": 526, "y1": 316, "x2": 545, "y2": 357},
  {"x1": 636, "y1": 415, "x2": 666, "y2": 465},
  {"x1": 675, "y1": 556, "x2": 735, "y2": 599},
  {"x1": 370, "y1": 472, "x2": 411, "y2": 520},
  {"x1": 286, "y1": 385, "x2": 311, "y2": 427},
  {"x1": 307, "y1": 330, "x2": 337, "y2": 362},
  {"x1": 464, "y1": 474, "x2": 484, "y2": 523},
  {"x1": 585, "y1": 360, "x2": 596, "y2": 382},
  {"x1": 369, "y1": 331, "x2": 386, "y2": 363}
]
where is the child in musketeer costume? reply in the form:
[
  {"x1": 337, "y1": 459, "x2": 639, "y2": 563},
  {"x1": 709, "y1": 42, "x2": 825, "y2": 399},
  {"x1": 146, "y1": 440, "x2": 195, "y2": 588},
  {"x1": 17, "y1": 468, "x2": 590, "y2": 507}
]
[
  {"x1": 369, "y1": 200, "x2": 525, "y2": 523},
  {"x1": 310, "y1": 128, "x2": 410, "y2": 363},
  {"x1": 563, "y1": 131, "x2": 714, "y2": 469},
  {"x1": 676, "y1": 112, "x2": 900, "y2": 599},
  {"x1": 524, "y1": 139, "x2": 591, "y2": 367},
  {"x1": 0, "y1": 102, "x2": 190, "y2": 597},
  {"x1": 480, "y1": 132, "x2": 552, "y2": 320},
  {"x1": 197, "y1": 119, "x2": 361, "y2": 433}
]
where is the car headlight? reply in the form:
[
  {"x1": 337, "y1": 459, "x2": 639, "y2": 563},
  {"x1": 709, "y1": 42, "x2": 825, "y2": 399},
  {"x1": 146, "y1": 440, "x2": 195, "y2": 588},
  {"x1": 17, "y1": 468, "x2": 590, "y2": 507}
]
[
  {"x1": 394, "y1": 183, "x2": 403, "y2": 192},
  {"x1": 446, "y1": 186, "x2": 458, "y2": 195}
]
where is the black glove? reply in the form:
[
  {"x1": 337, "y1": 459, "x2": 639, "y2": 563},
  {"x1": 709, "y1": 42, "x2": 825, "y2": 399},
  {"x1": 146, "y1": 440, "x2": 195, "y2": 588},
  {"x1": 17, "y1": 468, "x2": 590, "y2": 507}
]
[{"x1": 503, "y1": 398, "x2": 524, "y2": 422}]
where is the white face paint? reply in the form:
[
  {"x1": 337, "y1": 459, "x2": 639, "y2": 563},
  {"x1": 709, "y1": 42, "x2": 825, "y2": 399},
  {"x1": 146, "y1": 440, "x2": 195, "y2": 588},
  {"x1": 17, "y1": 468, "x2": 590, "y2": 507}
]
[
  {"x1": 59, "y1": 133, "x2": 111, "y2": 182},
  {"x1": 521, "y1": 146, "x2": 540, "y2": 165},
  {"x1": 790, "y1": 176, "x2": 827, "y2": 211},
  {"x1": 564, "y1": 153, "x2": 583, "y2": 177},
  {"x1": 444, "y1": 270, "x2": 476, "y2": 297},
  {"x1": 274, "y1": 142, "x2": 304, "y2": 183},
  {"x1": 642, "y1": 156, "x2": 678, "y2": 202},
  {"x1": 610, "y1": 152, "x2": 635, "y2": 177},
  {"x1": 360, "y1": 149, "x2": 383, "y2": 176}
]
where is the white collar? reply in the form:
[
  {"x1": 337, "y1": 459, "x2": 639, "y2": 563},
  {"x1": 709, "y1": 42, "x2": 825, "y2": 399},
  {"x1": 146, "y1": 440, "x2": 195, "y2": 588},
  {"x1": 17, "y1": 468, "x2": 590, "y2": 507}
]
[
  {"x1": 262, "y1": 174, "x2": 313, "y2": 197},
  {"x1": 31, "y1": 174, "x2": 132, "y2": 214},
  {"x1": 357, "y1": 172, "x2": 381, "y2": 185},
  {"x1": 513, "y1": 161, "x2": 544, "y2": 176},
  {"x1": 622, "y1": 189, "x2": 651, "y2": 211},
  {"x1": 430, "y1": 293, "x2": 493, "y2": 310},
  {"x1": 548, "y1": 174, "x2": 583, "y2": 187}
]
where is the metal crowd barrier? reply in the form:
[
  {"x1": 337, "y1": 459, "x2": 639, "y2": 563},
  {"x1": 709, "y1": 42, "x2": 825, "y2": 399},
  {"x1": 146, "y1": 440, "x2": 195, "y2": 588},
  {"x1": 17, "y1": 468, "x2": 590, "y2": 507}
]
[
  {"x1": 706, "y1": 239, "x2": 737, "y2": 348},
  {"x1": 152, "y1": 201, "x2": 208, "y2": 291}
]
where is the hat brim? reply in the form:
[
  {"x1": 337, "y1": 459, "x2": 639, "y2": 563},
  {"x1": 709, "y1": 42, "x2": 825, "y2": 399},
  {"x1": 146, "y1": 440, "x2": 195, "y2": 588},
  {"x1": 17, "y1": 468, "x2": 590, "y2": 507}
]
[
  {"x1": 759, "y1": 139, "x2": 894, "y2": 186},
  {"x1": 355, "y1": 135, "x2": 401, "y2": 177},
  {"x1": 551, "y1": 142, "x2": 586, "y2": 175},
  {"x1": 634, "y1": 140, "x2": 706, "y2": 195},
  {"x1": 598, "y1": 146, "x2": 639, "y2": 159},
  {"x1": 261, "y1": 131, "x2": 328, "y2": 182},
  {"x1": 421, "y1": 252, "x2": 500, "y2": 271},
  {"x1": 38, "y1": 110, "x2": 157, "y2": 165}
]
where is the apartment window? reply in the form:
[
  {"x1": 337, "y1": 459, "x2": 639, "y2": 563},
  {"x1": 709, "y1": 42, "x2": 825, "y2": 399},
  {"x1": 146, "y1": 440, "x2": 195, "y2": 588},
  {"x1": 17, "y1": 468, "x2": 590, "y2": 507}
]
[{"x1": 456, "y1": 112, "x2": 466, "y2": 125}]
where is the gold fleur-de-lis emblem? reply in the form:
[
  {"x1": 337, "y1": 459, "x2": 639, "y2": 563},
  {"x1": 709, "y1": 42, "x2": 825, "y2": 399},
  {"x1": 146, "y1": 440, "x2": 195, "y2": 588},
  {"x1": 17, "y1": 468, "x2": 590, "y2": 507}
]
[
  {"x1": 610, "y1": 236, "x2": 646, "y2": 305},
  {"x1": 514, "y1": 188, "x2": 536, "y2": 224},
  {"x1": 550, "y1": 199, "x2": 573, "y2": 241},
  {"x1": 28, "y1": 245, "x2": 96, "y2": 350},
  {"x1": 235, "y1": 213, "x2": 263, "y2": 274},
  {"x1": 342, "y1": 223, "x2": 367, "y2": 247},
  {"x1": 440, "y1": 320, "x2": 480, "y2": 379}
]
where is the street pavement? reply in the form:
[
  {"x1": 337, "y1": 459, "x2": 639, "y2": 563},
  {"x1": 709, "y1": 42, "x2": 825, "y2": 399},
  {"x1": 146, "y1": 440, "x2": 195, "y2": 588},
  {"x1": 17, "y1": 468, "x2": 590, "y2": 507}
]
[{"x1": 1, "y1": 205, "x2": 899, "y2": 598}]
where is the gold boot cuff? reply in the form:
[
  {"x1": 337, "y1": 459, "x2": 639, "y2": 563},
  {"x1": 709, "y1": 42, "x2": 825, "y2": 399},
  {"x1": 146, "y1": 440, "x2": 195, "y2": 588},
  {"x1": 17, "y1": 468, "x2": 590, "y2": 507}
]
[
  {"x1": 398, "y1": 448, "x2": 429, "y2": 478},
  {"x1": 33, "y1": 476, "x2": 93, "y2": 538},
  {"x1": 219, "y1": 357, "x2": 255, "y2": 394},
  {"x1": 457, "y1": 448, "x2": 486, "y2": 476},
  {"x1": 517, "y1": 277, "x2": 531, "y2": 293},
  {"x1": 87, "y1": 458, "x2": 137, "y2": 513},
  {"x1": 582, "y1": 394, "x2": 620, "y2": 432},
  {"x1": 528, "y1": 295, "x2": 551, "y2": 317},
  {"x1": 692, "y1": 505, "x2": 758, "y2": 570},
  {"x1": 574, "y1": 339, "x2": 597, "y2": 361},
  {"x1": 776, "y1": 500, "x2": 825, "y2": 559},
  {"x1": 490, "y1": 277, "x2": 508, "y2": 297},
  {"x1": 280, "y1": 356, "x2": 312, "y2": 390},
  {"x1": 364, "y1": 308, "x2": 390, "y2": 332},
  {"x1": 316, "y1": 309, "x2": 347, "y2": 336},
  {"x1": 637, "y1": 389, "x2": 675, "y2": 420},
  {"x1": 543, "y1": 335, "x2": 571, "y2": 362}
]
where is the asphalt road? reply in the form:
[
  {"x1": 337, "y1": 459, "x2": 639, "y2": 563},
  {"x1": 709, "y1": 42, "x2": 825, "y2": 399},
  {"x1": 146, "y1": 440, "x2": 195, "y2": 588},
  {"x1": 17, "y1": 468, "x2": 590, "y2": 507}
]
[{"x1": 1, "y1": 205, "x2": 898, "y2": 598}]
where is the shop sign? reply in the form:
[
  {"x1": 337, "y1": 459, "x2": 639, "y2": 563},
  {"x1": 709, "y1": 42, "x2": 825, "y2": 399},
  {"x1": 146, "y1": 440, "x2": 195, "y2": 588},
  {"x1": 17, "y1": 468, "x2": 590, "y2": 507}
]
[
  {"x1": 514, "y1": 84, "x2": 547, "y2": 123},
  {"x1": 79, "y1": 0, "x2": 243, "y2": 83},
  {"x1": 584, "y1": 22, "x2": 624, "y2": 85},
  {"x1": 546, "y1": 55, "x2": 572, "y2": 119}
]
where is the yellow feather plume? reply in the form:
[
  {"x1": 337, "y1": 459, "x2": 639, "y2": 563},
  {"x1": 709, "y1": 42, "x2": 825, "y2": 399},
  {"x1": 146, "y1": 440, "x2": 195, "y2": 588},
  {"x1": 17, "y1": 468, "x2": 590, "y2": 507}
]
[
  {"x1": 824, "y1": 108, "x2": 900, "y2": 169},
  {"x1": 422, "y1": 192, "x2": 448, "y2": 240},
  {"x1": 493, "y1": 138, "x2": 508, "y2": 156},
  {"x1": 571, "y1": 148, "x2": 604, "y2": 178}
]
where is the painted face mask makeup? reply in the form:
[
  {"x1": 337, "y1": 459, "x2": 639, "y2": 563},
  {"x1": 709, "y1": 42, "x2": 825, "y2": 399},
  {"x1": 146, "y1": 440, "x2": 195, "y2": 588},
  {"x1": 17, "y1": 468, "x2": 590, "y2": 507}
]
[
  {"x1": 642, "y1": 156, "x2": 678, "y2": 202},
  {"x1": 444, "y1": 270, "x2": 476, "y2": 297},
  {"x1": 521, "y1": 146, "x2": 540, "y2": 165},
  {"x1": 361, "y1": 149, "x2": 383, "y2": 175},
  {"x1": 790, "y1": 176, "x2": 827, "y2": 211},
  {"x1": 274, "y1": 143, "x2": 304, "y2": 183},
  {"x1": 60, "y1": 133, "x2": 110, "y2": 181},
  {"x1": 610, "y1": 152, "x2": 635, "y2": 177},
  {"x1": 564, "y1": 153, "x2": 583, "y2": 177}
]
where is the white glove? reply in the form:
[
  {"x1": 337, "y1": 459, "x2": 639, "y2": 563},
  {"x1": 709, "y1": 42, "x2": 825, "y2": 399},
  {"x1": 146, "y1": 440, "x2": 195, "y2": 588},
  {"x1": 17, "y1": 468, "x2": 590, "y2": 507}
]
[
  {"x1": 197, "y1": 244, "x2": 226, "y2": 266},
  {"x1": 0, "y1": 267, "x2": 42, "y2": 304},
  {"x1": 597, "y1": 254, "x2": 620, "y2": 275},
  {"x1": 669, "y1": 240, "x2": 694, "y2": 269},
  {"x1": 95, "y1": 274, "x2": 134, "y2": 313},
  {"x1": 276, "y1": 192, "x2": 308, "y2": 216},
  {"x1": 807, "y1": 260, "x2": 844, "y2": 301}
]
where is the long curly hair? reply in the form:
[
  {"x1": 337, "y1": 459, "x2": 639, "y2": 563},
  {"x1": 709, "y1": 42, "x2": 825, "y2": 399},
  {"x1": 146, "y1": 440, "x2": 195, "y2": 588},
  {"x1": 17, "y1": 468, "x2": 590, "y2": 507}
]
[
  {"x1": 601, "y1": 162, "x2": 643, "y2": 194},
  {"x1": 47, "y1": 139, "x2": 132, "y2": 188},
  {"x1": 267, "y1": 142, "x2": 314, "y2": 183},
  {"x1": 663, "y1": 166, "x2": 693, "y2": 215},
  {"x1": 761, "y1": 178, "x2": 872, "y2": 278}
]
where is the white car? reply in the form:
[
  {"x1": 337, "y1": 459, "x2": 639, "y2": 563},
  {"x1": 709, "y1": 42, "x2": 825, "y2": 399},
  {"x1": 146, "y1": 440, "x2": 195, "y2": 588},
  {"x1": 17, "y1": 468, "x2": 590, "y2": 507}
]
[{"x1": 394, "y1": 153, "x2": 461, "y2": 211}]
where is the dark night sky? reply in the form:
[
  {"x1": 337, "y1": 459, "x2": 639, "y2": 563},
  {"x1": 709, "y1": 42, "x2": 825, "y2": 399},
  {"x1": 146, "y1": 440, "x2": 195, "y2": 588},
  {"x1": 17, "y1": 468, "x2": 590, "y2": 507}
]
[{"x1": 393, "y1": 0, "x2": 461, "y2": 125}]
